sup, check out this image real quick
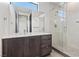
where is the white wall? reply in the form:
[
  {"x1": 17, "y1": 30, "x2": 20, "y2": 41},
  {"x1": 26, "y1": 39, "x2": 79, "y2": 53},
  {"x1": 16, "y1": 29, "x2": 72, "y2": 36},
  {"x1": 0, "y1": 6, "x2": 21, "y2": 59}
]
[
  {"x1": 0, "y1": 3, "x2": 11, "y2": 35},
  {"x1": 0, "y1": 3, "x2": 16, "y2": 35},
  {"x1": 65, "y1": 3, "x2": 79, "y2": 56}
]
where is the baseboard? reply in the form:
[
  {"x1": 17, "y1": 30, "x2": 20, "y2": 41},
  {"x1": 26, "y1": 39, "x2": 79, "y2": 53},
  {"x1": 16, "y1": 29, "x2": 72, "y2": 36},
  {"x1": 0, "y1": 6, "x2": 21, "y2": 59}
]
[{"x1": 52, "y1": 47, "x2": 70, "y2": 57}]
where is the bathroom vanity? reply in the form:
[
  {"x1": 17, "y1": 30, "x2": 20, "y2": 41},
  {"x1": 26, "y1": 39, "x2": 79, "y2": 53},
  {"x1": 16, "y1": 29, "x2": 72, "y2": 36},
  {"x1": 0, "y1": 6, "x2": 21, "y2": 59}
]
[{"x1": 2, "y1": 33, "x2": 52, "y2": 57}]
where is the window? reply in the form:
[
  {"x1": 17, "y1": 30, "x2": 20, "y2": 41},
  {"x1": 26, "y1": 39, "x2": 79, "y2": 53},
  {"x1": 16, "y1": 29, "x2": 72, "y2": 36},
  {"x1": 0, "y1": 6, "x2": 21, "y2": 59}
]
[
  {"x1": 11, "y1": 2, "x2": 38, "y2": 12},
  {"x1": 58, "y1": 10, "x2": 65, "y2": 17}
]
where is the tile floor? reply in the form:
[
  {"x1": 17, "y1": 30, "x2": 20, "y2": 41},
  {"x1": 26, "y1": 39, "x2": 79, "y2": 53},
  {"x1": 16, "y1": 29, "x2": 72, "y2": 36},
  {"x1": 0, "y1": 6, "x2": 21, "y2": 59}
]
[{"x1": 47, "y1": 49, "x2": 64, "y2": 57}]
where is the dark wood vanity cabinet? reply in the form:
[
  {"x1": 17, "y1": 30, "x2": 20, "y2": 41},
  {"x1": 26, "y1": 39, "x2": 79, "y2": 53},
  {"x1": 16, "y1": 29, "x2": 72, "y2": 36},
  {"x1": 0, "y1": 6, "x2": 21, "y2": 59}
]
[
  {"x1": 2, "y1": 38, "x2": 25, "y2": 57},
  {"x1": 2, "y1": 34, "x2": 52, "y2": 57}
]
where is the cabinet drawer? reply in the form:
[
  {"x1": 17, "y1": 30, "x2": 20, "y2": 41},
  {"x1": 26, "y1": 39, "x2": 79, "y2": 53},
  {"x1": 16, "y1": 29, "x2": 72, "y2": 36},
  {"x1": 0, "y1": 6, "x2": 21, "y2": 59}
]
[
  {"x1": 41, "y1": 35, "x2": 51, "y2": 40},
  {"x1": 41, "y1": 44, "x2": 51, "y2": 48},
  {"x1": 41, "y1": 47, "x2": 51, "y2": 56},
  {"x1": 41, "y1": 39, "x2": 51, "y2": 44}
]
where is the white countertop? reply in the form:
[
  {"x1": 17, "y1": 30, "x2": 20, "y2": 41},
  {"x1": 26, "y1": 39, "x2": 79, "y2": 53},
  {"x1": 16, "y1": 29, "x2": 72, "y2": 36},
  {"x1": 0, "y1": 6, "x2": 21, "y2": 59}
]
[{"x1": 1, "y1": 32, "x2": 51, "y2": 39}]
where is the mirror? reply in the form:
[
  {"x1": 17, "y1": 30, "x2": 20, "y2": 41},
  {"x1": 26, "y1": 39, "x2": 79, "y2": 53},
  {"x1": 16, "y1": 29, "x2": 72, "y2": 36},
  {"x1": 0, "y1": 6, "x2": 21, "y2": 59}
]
[
  {"x1": 15, "y1": 7, "x2": 31, "y2": 34},
  {"x1": 18, "y1": 15, "x2": 29, "y2": 34}
]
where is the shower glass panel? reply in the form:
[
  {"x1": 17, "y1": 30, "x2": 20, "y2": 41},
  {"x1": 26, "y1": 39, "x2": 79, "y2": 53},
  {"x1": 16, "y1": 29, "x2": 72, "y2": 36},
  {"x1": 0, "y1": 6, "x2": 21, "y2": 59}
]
[{"x1": 51, "y1": 3, "x2": 67, "y2": 53}]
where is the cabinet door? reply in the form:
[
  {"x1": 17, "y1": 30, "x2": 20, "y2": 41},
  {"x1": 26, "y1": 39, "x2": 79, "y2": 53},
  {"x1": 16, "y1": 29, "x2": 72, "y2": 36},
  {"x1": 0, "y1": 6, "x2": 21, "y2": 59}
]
[
  {"x1": 24, "y1": 37, "x2": 30, "y2": 57},
  {"x1": 29, "y1": 36, "x2": 40, "y2": 57},
  {"x1": 2, "y1": 38, "x2": 24, "y2": 57}
]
